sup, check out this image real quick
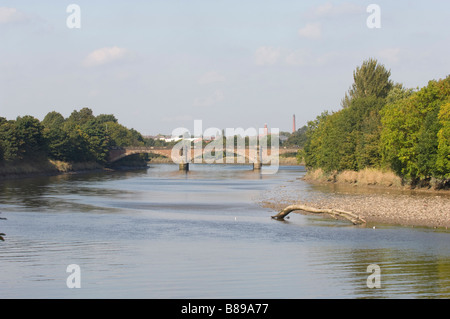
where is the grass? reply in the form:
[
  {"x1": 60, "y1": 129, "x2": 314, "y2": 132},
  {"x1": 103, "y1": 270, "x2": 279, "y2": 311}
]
[
  {"x1": 336, "y1": 168, "x2": 402, "y2": 187},
  {"x1": 304, "y1": 168, "x2": 403, "y2": 187}
]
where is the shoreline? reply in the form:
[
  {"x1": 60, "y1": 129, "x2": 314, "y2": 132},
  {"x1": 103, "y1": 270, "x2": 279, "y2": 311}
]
[
  {"x1": 0, "y1": 156, "x2": 301, "y2": 181},
  {"x1": 259, "y1": 175, "x2": 450, "y2": 230},
  {"x1": 0, "y1": 161, "x2": 149, "y2": 182}
]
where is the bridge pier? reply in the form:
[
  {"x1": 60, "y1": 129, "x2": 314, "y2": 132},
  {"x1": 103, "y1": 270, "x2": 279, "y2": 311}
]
[
  {"x1": 253, "y1": 162, "x2": 262, "y2": 170},
  {"x1": 179, "y1": 162, "x2": 189, "y2": 171},
  {"x1": 253, "y1": 145, "x2": 262, "y2": 170}
]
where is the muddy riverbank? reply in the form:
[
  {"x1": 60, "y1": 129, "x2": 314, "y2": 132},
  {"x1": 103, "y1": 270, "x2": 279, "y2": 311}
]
[{"x1": 259, "y1": 175, "x2": 450, "y2": 229}]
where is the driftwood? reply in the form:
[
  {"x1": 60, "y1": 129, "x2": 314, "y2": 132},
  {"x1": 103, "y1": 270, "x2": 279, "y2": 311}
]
[{"x1": 271, "y1": 204, "x2": 366, "y2": 225}]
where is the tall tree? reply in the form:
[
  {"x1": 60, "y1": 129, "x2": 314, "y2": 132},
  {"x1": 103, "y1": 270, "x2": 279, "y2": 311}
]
[
  {"x1": 380, "y1": 76, "x2": 450, "y2": 180},
  {"x1": 436, "y1": 102, "x2": 450, "y2": 178},
  {"x1": 341, "y1": 58, "x2": 393, "y2": 108},
  {"x1": 15, "y1": 116, "x2": 47, "y2": 160}
]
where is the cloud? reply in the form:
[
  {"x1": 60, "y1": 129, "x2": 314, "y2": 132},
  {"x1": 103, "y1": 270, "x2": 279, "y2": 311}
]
[
  {"x1": 0, "y1": 7, "x2": 28, "y2": 24},
  {"x1": 193, "y1": 90, "x2": 224, "y2": 107},
  {"x1": 198, "y1": 71, "x2": 226, "y2": 85},
  {"x1": 82, "y1": 46, "x2": 130, "y2": 67},
  {"x1": 309, "y1": 2, "x2": 364, "y2": 18},
  {"x1": 254, "y1": 46, "x2": 281, "y2": 65},
  {"x1": 298, "y1": 23, "x2": 322, "y2": 39}
]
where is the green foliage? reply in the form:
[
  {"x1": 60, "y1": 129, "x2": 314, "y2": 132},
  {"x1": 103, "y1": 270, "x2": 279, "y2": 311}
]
[
  {"x1": 380, "y1": 76, "x2": 450, "y2": 180},
  {"x1": 104, "y1": 122, "x2": 144, "y2": 148},
  {"x1": 0, "y1": 108, "x2": 152, "y2": 166},
  {"x1": 283, "y1": 126, "x2": 308, "y2": 148},
  {"x1": 341, "y1": 58, "x2": 393, "y2": 108},
  {"x1": 0, "y1": 116, "x2": 47, "y2": 162},
  {"x1": 302, "y1": 59, "x2": 450, "y2": 184},
  {"x1": 304, "y1": 59, "x2": 392, "y2": 173},
  {"x1": 436, "y1": 102, "x2": 450, "y2": 178}
]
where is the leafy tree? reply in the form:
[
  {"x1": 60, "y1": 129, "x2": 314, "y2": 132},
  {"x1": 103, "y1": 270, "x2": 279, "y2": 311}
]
[
  {"x1": 96, "y1": 114, "x2": 118, "y2": 124},
  {"x1": 304, "y1": 59, "x2": 393, "y2": 173},
  {"x1": 67, "y1": 107, "x2": 95, "y2": 125},
  {"x1": 0, "y1": 120, "x2": 19, "y2": 162},
  {"x1": 42, "y1": 112, "x2": 71, "y2": 161},
  {"x1": 380, "y1": 76, "x2": 450, "y2": 180},
  {"x1": 341, "y1": 58, "x2": 393, "y2": 108},
  {"x1": 82, "y1": 118, "x2": 110, "y2": 163},
  {"x1": 284, "y1": 126, "x2": 308, "y2": 148},
  {"x1": 103, "y1": 121, "x2": 145, "y2": 147},
  {"x1": 15, "y1": 115, "x2": 47, "y2": 161},
  {"x1": 436, "y1": 102, "x2": 450, "y2": 178},
  {"x1": 42, "y1": 111, "x2": 65, "y2": 128}
]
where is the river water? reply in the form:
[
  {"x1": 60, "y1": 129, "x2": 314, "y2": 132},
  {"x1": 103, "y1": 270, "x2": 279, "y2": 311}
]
[{"x1": 0, "y1": 164, "x2": 449, "y2": 299}]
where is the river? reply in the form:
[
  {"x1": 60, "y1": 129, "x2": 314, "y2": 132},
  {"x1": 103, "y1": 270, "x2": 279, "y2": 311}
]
[{"x1": 0, "y1": 164, "x2": 449, "y2": 298}]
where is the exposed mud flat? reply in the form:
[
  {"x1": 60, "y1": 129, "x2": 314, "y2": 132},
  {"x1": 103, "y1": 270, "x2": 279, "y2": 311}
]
[{"x1": 258, "y1": 176, "x2": 450, "y2": 229}]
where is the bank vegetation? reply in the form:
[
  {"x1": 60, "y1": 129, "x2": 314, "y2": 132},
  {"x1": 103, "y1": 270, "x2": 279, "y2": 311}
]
[{"x1": 298, "y1": 59, "x2": 449, "y2": 190}]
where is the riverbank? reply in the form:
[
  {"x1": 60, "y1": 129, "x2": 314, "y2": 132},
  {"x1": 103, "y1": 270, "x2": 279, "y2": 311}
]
[
  {"x1": 0, "y1": 160, "x2": 148, "y2": 181},
  {"x1": 303, "y1": 168, "x2": 450, "y2": 190},
  {"x1": 259, "y1": 170, "x2": 450, "y2": 229}
]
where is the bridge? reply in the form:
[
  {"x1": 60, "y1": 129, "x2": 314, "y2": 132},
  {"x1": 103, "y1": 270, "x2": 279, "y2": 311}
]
[{"x1": 108, "y1": 146, "x2": 299, "y2": 171}]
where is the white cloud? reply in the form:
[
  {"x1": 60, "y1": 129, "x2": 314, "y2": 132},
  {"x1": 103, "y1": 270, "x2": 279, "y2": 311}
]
[
  {"x1": 82, "y1": 46, "x2": 130, "y2": 67},
  {"x1": 198, "y1": 71, "x2": 226, "y2": 85},
  {"x1": 193, "y1": 90, "x2": 224, "y2": 107},
  {"x1": 313, "y1": 2, "x2": 334, "y2": 17},
  {"x1": 0, "y1": 7, "x2": 27, "y2": 24},
  {"x1": 254, "y1": 46, "x2": 281, "y2": 65},
  {"x1": 298, "y1": 23, "x2": 322, "y2": 39}
]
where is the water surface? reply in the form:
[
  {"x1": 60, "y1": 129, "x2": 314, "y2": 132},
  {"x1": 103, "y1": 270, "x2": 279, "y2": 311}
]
[{"x1": 0, "y1": 164, "x2": 449, "y2": 298}]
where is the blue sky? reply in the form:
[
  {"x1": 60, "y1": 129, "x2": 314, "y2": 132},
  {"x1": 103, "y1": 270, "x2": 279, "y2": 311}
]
[{"x1": 1, "y1": 1, "x2": 450, "y2": 135}]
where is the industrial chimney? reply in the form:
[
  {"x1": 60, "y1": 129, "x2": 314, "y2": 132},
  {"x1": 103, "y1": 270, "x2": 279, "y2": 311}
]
[{"x1": 292, "y1": 114, "x2": 296, "y2": 133}]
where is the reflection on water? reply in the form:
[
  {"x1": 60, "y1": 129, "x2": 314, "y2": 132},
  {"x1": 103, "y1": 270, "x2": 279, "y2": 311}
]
[{"x1": 0, "y1": 164, "x2": 449, "y2": 298}]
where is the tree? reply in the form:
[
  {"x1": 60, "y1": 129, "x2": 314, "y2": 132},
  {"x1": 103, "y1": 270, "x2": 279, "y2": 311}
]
[
  {"x1": 96, "y1": 114, "x2": 118, "y2": 124},
  {"x1": 341, "y1": 58, "x2": 393, "y2": 108},
  {"x1": 284, "y1": 126, "x2": 308, "y2": 148},
  {"x1": 380, "y1": 76, "x2": 450, "y2": 180},
  {"x1": 436, "y1": 102, "x2": 450, "y2": 178},
  {"x1": 42, "y1": 111, "x2": 65, "y2": 128},
  {"x1": 304, "y1": 59, "x2": 394, "y2": 173},
  {"x1": 42, "y1": 111, "x2": 71, "y2": 161},
  {"x1": 15, "y1": 115, "x2": 47, "y2": 161},
  {"x1": 68, "y1": 107, "x2": 95, "y2": 125},
  {"x1": 103, "y1": 121, "x2": 145, "y2": 148},
  {"x1": 82, "y1": 118, "x2": 110, "y2": 163},
  {"x1": 0, "y1": 117, "x2": 7, "y2": 162}
]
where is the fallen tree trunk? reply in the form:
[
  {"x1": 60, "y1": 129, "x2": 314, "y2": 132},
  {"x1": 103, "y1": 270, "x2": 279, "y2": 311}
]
[{"x1": 271, "y1": 204, "x2": 366, "y2": 225}]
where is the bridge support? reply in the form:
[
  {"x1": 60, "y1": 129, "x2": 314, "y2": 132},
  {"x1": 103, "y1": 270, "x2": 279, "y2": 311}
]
[
  {"x1": 253, "y1": 162, "x2": 262, "y2": 170},
  {"x1": 179, "y1": 162, "x2": 189, "y2": 171},
  {"x1": 253, "y1": 145, "x2": 262, "y2": 170}
]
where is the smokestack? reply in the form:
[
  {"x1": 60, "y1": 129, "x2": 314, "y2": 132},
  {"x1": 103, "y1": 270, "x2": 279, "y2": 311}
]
[
  {"x1": 264, "y1": 123, "x2": 268, "y2": 135},
  {"x1": 292, "y1": 114, "x2": 296, "y2": 133}
]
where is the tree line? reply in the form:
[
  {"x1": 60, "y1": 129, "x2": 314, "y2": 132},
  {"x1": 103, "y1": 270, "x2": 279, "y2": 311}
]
[
  {"x1": 300, "y1": 59, "x2": 449, "y2": 185},
  {"x1": 0, "y1": 108, "x2": 162, "y2": 165}
]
